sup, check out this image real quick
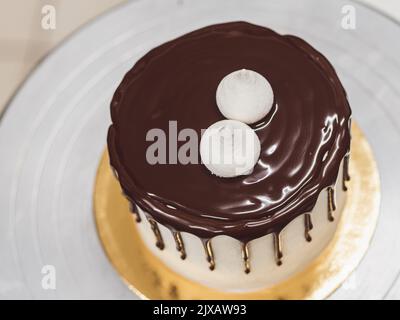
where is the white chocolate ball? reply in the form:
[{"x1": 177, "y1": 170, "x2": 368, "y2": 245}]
[
  {"x1": 200, "y1": 120, "x2": 261, "y2": 178},
  {"x1": 216, "y1": 69, "x2": 274, "y2": 124}
]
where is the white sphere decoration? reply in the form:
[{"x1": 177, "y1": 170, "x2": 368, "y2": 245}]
[
  {"x1": 216, "y1": 69, "x2": 274, "y2": 124},
  {"x1": 200, "y1": 120, "x2": 261, "y2": 178}
]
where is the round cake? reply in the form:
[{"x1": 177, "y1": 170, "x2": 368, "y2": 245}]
[{"x1": 107, "y1": 21, "x2": 351, "y2": 291}]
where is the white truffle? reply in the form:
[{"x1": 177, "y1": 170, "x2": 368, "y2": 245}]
[
  {"x1": 200, "y1": 120, "x2": 261, "y2": 178},
  {"x1": 216, "y1": 69, "x2": 274, "y2": 124}
]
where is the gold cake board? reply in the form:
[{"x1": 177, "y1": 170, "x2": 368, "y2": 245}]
[{"x1": 94, "y1": 123, "x2": 380, "y2": 300}]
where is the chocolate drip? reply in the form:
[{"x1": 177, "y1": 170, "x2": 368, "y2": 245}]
[
  {"x1": 121, "y1": 189, "x2": 142, "y2": 223},
  {"x1": 202, "y1": 239, "x2": 215, "y2": 271},
  {"x1": 327, "y1": 187, "x2": 336, "y2": 222},
  {"x1": 129, "y1": 202, "x2": 141, "y2": 223},
  {"x1": 304, "y1": 214, "x2": 313, "y2": 242},
  {"x1": 342, "y1": 154, "x2": 351, "y2": 191},
  {"x1": 241, "y1": 243, "x2": 251, "y2": 274},
  {"x1": 172, "y1": 231, "x2": 186, "y2": 260},
  {"x1": 273, "y1": 233, "x2": 283, "y2": 266},
  {"x1": 147, "y1": 218, "x2": 164, "y2": 250}
]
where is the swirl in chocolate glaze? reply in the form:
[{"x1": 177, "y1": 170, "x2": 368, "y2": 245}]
[{"x1": 108, "y1": 21, "x2": 351, "y2": 243}]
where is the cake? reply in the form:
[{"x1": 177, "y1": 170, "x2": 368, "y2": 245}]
[{"x1": 107, "y1": 21, "x2": 351, "y2": 292}]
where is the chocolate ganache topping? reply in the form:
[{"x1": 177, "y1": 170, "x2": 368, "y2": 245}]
[{"x1": 108, "y1": 21, "x2": 351, "y2": 243}]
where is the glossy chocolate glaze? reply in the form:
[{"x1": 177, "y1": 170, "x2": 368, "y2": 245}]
[{"x1": 108, "y1": 21, "x2": 351, "y2": 243}]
